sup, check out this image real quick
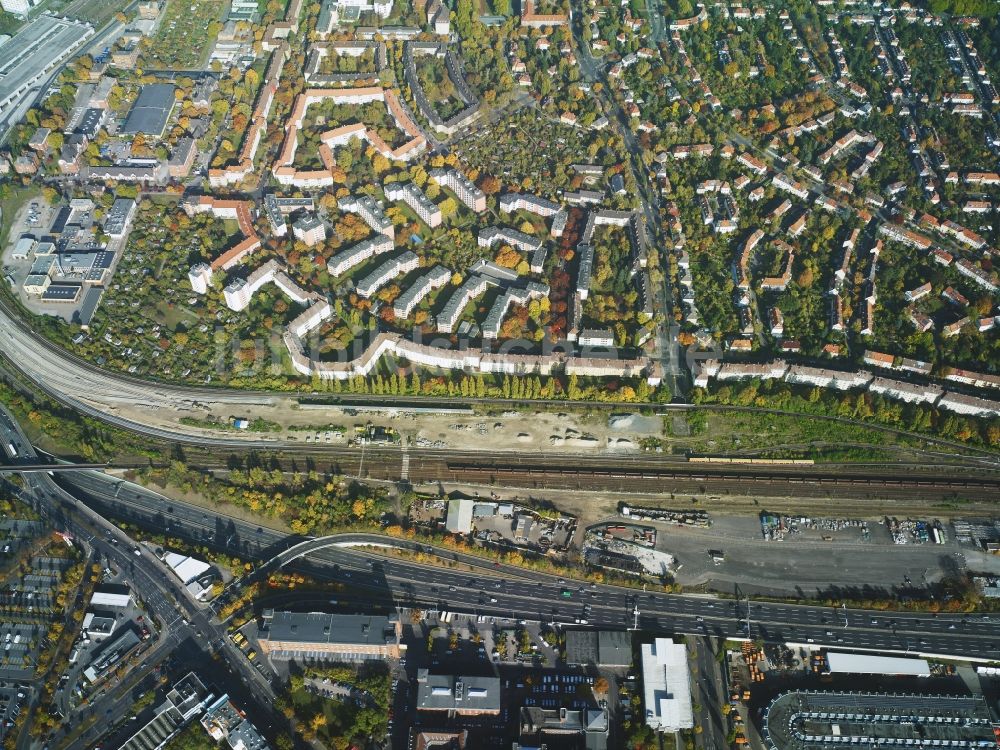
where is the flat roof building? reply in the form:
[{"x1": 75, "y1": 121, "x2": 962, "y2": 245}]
[
  {"x1": 120, "y1": 83, "x2": 176, "y2": 136},
  {"x1": 201, "y1": 695, "x2": 271, "y2": 750},
  {"x1": 120, "y1": 672, "x2": 211, "y2": 750},
  {"x1": 90, "y1": 584, "x2": 132, "y2": 609},
  {"x1": 258, "y1": 610, "x2": 402, "y2": 661},
  {"x1": 103, "y1": 197, "x2": 137, "y2": 237},
  {"x1": 415, "y1": 670, "x2": 501, "y2": 715},
  {"x1": 825, "y1": 652, "x2": 931, "y2": 677},
  {"x1": 446, "y1": 497, "x2": 475, "y2": 533},
  {"x1": 640, "y1": 637, "x2": 693, "y2": 732},
  {"x1": 565, "y1": 630, "x2": 632, "y2": 668}
]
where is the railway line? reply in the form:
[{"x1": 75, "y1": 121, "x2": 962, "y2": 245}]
[
  {"x1": 2, "y1": 294, "x2": 999, "y2": 468},
  {"x1": 157, "y1": 441, "x2": 1000, "y2": 507}
]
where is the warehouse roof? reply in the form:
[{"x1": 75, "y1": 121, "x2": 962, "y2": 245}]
[
  {"x1": 825, "y1": 652, "x2": 931, "y2": 677},
  {"x1": 121, "y1": 83, "x2": 176, "y2": 135},
  {"x1": 565, "y1": 630, "x2": 632, "y2": 667}
]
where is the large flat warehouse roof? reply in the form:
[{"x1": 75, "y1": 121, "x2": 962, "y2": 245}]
[
  {"x1": 825, "y1": 652, "x2": 931, "y2": 677},
  {"x1": 120, "y1": 83, "x2": 176, "y2": 136}
]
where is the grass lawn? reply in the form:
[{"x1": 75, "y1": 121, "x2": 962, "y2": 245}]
[
  {"x1": 665, "y1": 408, "x2": 961, "y2": 460},
  {"x1": 0, "y1": 184, "x2": 42, "y2": 249}
]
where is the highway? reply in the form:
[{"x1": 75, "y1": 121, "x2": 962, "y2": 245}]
[
  {"x1": 0, "y1": 407, "x2": 283, "y2": 750},
  {"x1": 53, "y1": 468, "x2": 1000, "y2": 662}
]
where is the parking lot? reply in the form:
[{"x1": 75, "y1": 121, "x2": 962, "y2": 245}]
[{"x1": 654, "y1": 514, "x2": 1000, "y2": 596}]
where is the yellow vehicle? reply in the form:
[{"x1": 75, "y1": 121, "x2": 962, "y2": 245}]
[
  {"x1": 232, "y1": 633, "x2": 245, "y2": 645},
  {"x1": 247, "y1": 650, "x2": 257, "y2": 661}
]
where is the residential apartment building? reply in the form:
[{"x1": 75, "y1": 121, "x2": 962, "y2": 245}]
[
  {"x1": 327, "y1": 234, "x2": 394, "y2": 277},
  {"x1": 429, "y1": 168, "x2": 486, "y2": 212},
  {"x1": 356, "y1": 251, "x2": 419, "y2": 298},
  {"x1": 385, "y1": 181, "x2": 441, "y2": 227},
  {"x1": 393, "y1": 264, "x2": 450, "y2": 318}
]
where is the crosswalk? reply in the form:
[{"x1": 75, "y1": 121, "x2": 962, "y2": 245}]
[{"x1": 401, "y1": 449, "x2": 410, "y2": 481}]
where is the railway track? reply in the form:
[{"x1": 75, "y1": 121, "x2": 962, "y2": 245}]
[{"x1": 439, "y1": 460, "x2": 1000, "y2": 505}]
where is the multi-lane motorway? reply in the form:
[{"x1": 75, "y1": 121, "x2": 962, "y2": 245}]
[
  {"x1": 54, "y1": 467, "x2": 1000, "y2": 662},
  {"x1": 0, "y1": 407, "x2": 283, "y2": 750}
]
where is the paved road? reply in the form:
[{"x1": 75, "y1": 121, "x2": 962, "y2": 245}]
[
  {"x1": 52, "y1": 467, "x2": 1000, "y2": 662},
  {"x1": 0, "y1": 407, "x2": 283, "y2": 750}
]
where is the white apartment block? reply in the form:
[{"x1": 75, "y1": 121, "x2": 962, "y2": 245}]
[
  {"x1": 393, "y1": 264, "x2": 450, "y2": 319},
  {"x1": 578, "y1": 329, "x2": 614, "y2": 347},
  {"x1": 478, "y1": 226, "x2": 542, "y2": 257},
  {"x1": 481, "y1": 281, "x2": 548, "y2": 339},
  {"x1": 188, "y1": 263, "x2": 213, "y2": 294},
  {"x1": 429, "y1": 168, "x2": 486, "y2": 212},
  {"x1": 384, "y1": 181, "x2": 441, "y2": 228},
  {"x1": 327, "y1": 234, "x2": 394, "y2": 277},
  {"x1": 356, "y1": 251, "x2": 420, "y2": 298},
  {"x1": 869, "y1": 377, "x2": 943, "y2": 405},
  {"x1": 338, "y1": 194, "x2": 395, "y2": 239},
  {"x1": 292, "y1": 214, "x2": 326, "y2": 246},
  {"x1": 499, "y1": 193, "x2": 567, "y2": 238},
  {"x1": 223, "y1": 259, "x2": 283, "y2": 311},
  {"x1": 437, "y1": 275, "x2": 494, "y2": 333}
]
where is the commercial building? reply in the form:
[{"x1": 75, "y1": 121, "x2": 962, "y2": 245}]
[
  {"x1": 519, "y1": 706, "x2": 609, "y2": 749},
  {"x1": 83, "y1": 627, "x2": 141, "y2": 683},
  {"x1": 565, "y1": 630, "x2": 632, "y2": 668},
  {"x1": 162, "y1": 552, "x2": 214, "y2": 599},
  {"x1": 120, "y1": 673, "x2": 211, "y2": 750},
  {"x1": 415, "y1": 670, "x2": 501, "y2": 715},
  {"x1": 81, "y1": 611, "x2": 117, "y2": 640},
  {"x1": 445, "y1": 497, "x2": 475, "y2": 533},
  {"x1": 258, "y1": 610, "x2": 403, "y2": 661},
  {"x1": 90, "y1": 584, "x2": 132, "y2": 609},
  {"x1": 103, "y1": 198, "x2": 137, "y2": 238},
  {"x1": 640, "y1": 637, "x2": 693, "y2": 732},
  {"x1": 762, "y1": 691, "x2": 996, "y2": 750}
]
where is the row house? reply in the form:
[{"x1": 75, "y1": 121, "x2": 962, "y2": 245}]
[
  {"x1": 956, "y1": 258, "x2": 999, "y2": 293},
  {"x1": 877, "y1": 223, "x2": 933, "y2": 250},
  {"x1": 772, "y1": 174, "x2": 809, "y2": 200}
]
